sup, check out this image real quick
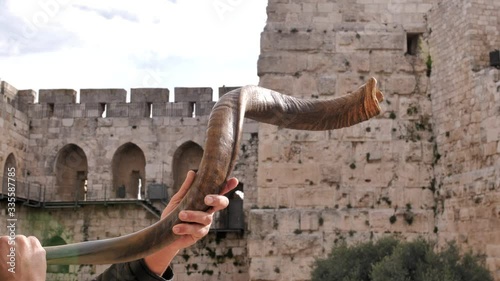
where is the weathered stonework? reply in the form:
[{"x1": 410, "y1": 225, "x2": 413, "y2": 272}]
[
  {"x1": 251, "y1": 0, "x2": 500, "y2": 280},
  {"x1": 0, "y1": 81, "x2": 256, "y2": 280},
  {"x1": 1, "y1": 1, "x2": 499, "y2": 280}
]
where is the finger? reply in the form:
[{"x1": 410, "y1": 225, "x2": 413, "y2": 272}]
[
  {"x1": 220, "y1": 177, "x2": 238, "y2": 195},
  {"x1": 173, "y1": 223, "x2": 210, "y2": 238},
  {"x1": 205, "y1": 195, "x2": 229, "y2": 213},
  {"x1": 170, "y1": 170, "x2": 196, "y2": 202},
  {"x1": 179, "y1": 211, "x2": 213, "y2": 226}
]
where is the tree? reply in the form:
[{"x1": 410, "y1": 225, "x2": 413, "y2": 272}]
[{"x1": 311, "y1": 237, "x2": 493, "y2": 281}]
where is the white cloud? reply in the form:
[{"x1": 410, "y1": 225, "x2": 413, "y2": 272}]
[{"x1": 0, "y1": 0, "x2": 267, "y2": 98}]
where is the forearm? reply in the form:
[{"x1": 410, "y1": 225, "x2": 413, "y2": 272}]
[{"x1": 143, "y1": 247, "x2": 178, "y2": 276}]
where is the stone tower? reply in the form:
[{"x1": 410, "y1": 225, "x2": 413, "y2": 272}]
[{"x1": 249, "y1": 0, "x2": 500, "y2": 280}]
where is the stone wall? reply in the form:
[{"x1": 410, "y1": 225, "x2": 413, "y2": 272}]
[
  {"x1": 0, "y1": 83, "x2": 257, "y2": 280},
  {"x1": 250, "y1": 0, "x2": 436, "y2": 280},
  {"x1": 0, "y1": 80, "x2": 32, "y2": 193},
  {"x1": 428, "y1": 0, "x2": 500, "y2": 278}
]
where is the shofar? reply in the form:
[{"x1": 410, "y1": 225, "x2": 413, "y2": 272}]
[{"x1": 45, "y1": 77, "x2": 384, "y2": 264}]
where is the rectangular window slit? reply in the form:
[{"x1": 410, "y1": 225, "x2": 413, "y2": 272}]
[{"x1": 406, "y1": 33, "x2": 421, "y2": 56}]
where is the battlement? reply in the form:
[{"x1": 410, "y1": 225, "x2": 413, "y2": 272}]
[
  {"x1": 0, "y1": 80, "x2": 242, "y2": 119},
  {"x1": 0, "y1": 80, "x2": 36, "y2": 113}
]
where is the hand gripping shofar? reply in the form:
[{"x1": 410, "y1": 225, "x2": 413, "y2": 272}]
[{"x1": 45, "y1": 77, "x2": 384, "y2": 264}]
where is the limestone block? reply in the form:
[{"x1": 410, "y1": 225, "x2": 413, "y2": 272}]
[
  {"x1": 107, "y1": 103, "x2": 129, "y2": 118},
  {"x1": 353, "y1": 186, "x2": 376, "y2": 208},
  {"x1": 338, "y1": 31, "x2": 405, "y2": 51},
  {"x1": 37, "y1": 89, "x2": 76, "y2": 104},
  {"x1": 259, "y1": 74, "x2": 295, "y2": 94},
  {"x1": 300, "y1": 210, "x2": 320, "y2": 231},
  {"x1": 166, "y1": 102, "x2": 192, "y2": 117},
  {"x1": 248, "y1": 235, "x2": 278, "y2": 257},
  {"x1": 484, "y1": 141, "x2": 498, "y2": 156},
  {"x1": 278, "y1": 233, "x2": 321, "y2": 255},
  {"x1": 294, "y1": 74, "x2": 319, "y2": 96},
  {"x1": 336, "y1": 73, "x2": 367, "y2": 97},
  {"x1": 257, "y1": 53, "x2": 308, "y2": 76},
  {"x1": 80, "y1": 89, "x2": 127, "y2": 104},
  {"x1": 261, "y1": 31, "x2": 325, "y2": 52},
  {"x1": 317, "y1": 75, "x2": 337, "y2": 96},
  {"x1": 386, "y1": 75, "x2": 417, "y2": 95},
  {"x1": 319, "y1": 209, "x2": 343, "y2": 231},
  {"x1": 195, "y1": 101, "x2": 216, "y2": 116},
  {"x1": 130, "y1": 88, "x2": 169, "y2": 103},
  {"x1": 275, "y1": 209, "x2": 301, "y2": 234},
  {"x1": 334, "y1": 119, "x2": 393, "y2": 142},
  {"x1": 369, "y1": 209, "x2": 395, "y2": 232},
  {"x1": 16, "y1": 89, "x2": 35, "y2": 112},
  {"x1": 0, "y1": 80, "x2": 17, "y2": 100},
  {"x1": 218, "y1": 86, "x2": 240, "y2": 98},
  {"x1": 248, "y1": 209, "x2": 278, "y2": 237},
  {"x1": 259, "y1": 162, "x2": 321, "y2": 187},
  {"x1": 174, "y1": 87, "x2": 212, "y2": 103},
  {"x1": 249, "y1": 257, "x2": 281, "y2": 281}
]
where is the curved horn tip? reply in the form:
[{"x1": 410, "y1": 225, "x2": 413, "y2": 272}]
[{"x1": 366, "y1": 77, "x2": 384, "y2": 103}]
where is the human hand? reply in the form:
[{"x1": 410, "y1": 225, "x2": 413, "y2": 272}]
[
  {"x1": 144, "y1": 170, "x2": 238, "y2": 275},
  {"x1": 0, "y1": 235, "x2": 46, "y2": 281}
]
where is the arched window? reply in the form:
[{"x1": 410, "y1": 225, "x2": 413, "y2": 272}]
[
  {"x1": 111, "y1": 143, "x2": 146, "y2": 199},
  {"x1": 43, "y1": 236, "x2": 69, "y2": 273},
  {"x1": 2, "y1": 153, "x2": 17, "y2": 195},
  {"x1": 172, "y1": 141, "x2": 203, "y2": 192},
  {"x1": 54, "y1": 144, "x2": 88, "y2": 201}
]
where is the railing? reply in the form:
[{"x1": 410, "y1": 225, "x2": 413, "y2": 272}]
[
  {"x1": 0, "y1": 177, "x2": 43, "y2": 203},
  {"x1": 0, "y1": 179, "x2": 245, "y2": 232}
]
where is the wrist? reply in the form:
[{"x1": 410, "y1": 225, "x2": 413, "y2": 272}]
[{"x1": 143, "y1": 248, "x2": 179, "y2": 276}]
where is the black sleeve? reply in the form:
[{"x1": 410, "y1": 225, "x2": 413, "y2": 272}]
[{"x1": 92, "y1": 259, "x2": 174, "y2": 281}]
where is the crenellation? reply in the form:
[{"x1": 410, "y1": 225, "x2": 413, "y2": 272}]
[
  {"x1": 218, "y1": 86, "x2": 240, "y2": 98},
  {"x1": 16, "y1": 89, "x2": 36, "y2": 113},
  {"x1": 80, "y1": 88, "x2": 127, "y2": 104},
  {"x1": 38, "y1": 89, "x2": 76, "y2": 104},
  {"x1": 130, "y1": 88, "x2": 169, "y2": 103},
  {"x1": 0, "y1": 80, "x2": 18, "y2": 102},
  {"x1": 174, "y1": 87, "x2": 213, "y2": 103}
]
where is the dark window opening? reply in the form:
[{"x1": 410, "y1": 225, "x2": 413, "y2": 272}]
[
  {"x1": 100, "y1": 103, "x2": 107, "y2": 118},
  {"x1": 213, "y1": 183, "x2": 244, "y2": 232},
  {"x1": 189, "y1": 102, "x2": 196, "y2": 118},
  {"x1": 77, "y1": 171, "x2": 87, "y2": 201},
  {"x1": 147, "y1": 102, "x2": 153, "y2": 118},
  {"x1": 406, "y1": 33, "x2": 421, "y2": 56},
  {"x1": 48, "y1": 103, "x2": 54, "y2": 117}
]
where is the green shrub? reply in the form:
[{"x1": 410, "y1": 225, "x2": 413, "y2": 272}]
[
  {"x1": 311, "y1": 237, "x2": 399, "y2": 281},
  {"x1": 311, "y1": 237, "x2": 492, "y2": 281}
]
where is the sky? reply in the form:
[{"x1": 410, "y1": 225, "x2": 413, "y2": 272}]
[{"x1": 0, "y1": 0, "x2": 268, "y2": 101}]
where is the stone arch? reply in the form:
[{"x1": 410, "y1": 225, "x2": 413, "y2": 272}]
[
  {"x1": 54, "y1": 144, "x2": 88, "y2": 201},
  {"x1": 112, "y1": 142, "x2": 146, "y2": 199},
  {"x1": 2, "y1": 153, "x2": 17, "y2": 195},
  {"x1": 43, "y1": 236, "x2": 69, "y2": 273},
  {"x1": 172, "y1": 141, "x2": 203, "y2": 192}
]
